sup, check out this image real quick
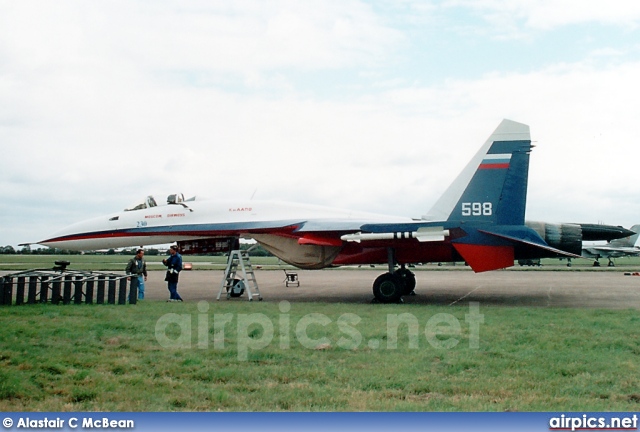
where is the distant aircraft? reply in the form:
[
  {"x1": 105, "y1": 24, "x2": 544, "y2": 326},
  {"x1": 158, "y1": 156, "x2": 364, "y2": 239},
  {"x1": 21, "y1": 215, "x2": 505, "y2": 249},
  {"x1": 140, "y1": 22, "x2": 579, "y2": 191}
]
[
  {"x1": 37, "y1": 119, "x2": 602, "y2": 302},
  {"x1": 581, "y1": 225, "x2": 640, "y2": 266}
]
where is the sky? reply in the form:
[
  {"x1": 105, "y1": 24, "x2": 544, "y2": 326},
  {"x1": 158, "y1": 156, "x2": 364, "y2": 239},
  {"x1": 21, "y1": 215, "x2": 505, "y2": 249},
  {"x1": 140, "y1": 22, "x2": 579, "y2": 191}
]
[{"x1": 2, "y1": 0, "x2": 640, "y2": 248}]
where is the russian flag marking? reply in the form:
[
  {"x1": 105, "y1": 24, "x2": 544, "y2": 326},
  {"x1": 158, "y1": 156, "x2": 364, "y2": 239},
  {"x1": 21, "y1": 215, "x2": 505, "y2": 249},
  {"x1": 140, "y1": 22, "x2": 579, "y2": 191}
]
[{"x1": 479, "y1": 153, "x2": 511, "y2": 170}]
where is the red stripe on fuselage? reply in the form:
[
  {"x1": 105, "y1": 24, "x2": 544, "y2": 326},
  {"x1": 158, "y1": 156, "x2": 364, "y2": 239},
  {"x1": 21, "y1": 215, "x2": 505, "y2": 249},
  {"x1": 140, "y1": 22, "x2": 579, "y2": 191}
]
[
  {"x1": 43, "y1": 225, "x2": 302, "y2": 245},
  {"x1": 43, "y1": 231, "x2": 148, "y2": 243}
]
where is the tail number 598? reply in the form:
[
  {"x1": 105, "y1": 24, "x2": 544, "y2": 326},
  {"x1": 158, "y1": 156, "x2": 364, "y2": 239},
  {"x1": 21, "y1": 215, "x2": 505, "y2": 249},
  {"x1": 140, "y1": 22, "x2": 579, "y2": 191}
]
[{"x1": 462, "y1": 202, "x2": 492, "y2": 216}]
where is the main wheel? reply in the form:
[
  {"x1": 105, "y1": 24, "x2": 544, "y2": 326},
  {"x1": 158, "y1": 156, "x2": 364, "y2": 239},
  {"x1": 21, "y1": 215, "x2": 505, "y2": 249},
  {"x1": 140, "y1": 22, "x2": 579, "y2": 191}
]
[
  {"x1": 373, "y1": 273, "x2": 404, "y2": 303},
  {"x1": 396, "y1": 268, "x2": 416, "y2": 295}
]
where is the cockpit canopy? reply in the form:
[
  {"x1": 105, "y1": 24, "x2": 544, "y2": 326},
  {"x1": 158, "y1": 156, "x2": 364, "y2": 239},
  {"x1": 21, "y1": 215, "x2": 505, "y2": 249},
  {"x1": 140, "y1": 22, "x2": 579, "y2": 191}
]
[
  {"x1": 124, "y1": 193, "x2": 191, "y2": 211},
  {"x1": 167, "y1": 193, "x2": 184, "y2": 205}
]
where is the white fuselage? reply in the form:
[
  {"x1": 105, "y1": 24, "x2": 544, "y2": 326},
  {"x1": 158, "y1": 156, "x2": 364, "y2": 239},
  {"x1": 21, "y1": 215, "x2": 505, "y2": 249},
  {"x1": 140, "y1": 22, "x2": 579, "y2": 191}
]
[{"x1": 39, "y1": 199, "x2": 413, "y2": 251}]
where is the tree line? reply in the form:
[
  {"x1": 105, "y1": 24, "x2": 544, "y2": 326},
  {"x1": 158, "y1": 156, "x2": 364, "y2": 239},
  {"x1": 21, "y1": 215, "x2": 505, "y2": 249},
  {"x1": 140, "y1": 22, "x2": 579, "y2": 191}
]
[
  {"x1": 0, "y1": 246, "x2": 162, "y2": 255},
  {"x1": 0, "y1": 244, "x2": 272, "y2": 257}
]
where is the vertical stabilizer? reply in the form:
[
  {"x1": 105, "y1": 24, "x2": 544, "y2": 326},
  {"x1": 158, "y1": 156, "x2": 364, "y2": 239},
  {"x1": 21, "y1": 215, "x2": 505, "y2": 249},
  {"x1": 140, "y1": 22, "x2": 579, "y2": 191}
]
[
  {"x1": 610, "y1": 225, "x2": 640, "y2": 247},
  {"x1": 424, "y1": 119, "x2": 532, "y2": 225}
]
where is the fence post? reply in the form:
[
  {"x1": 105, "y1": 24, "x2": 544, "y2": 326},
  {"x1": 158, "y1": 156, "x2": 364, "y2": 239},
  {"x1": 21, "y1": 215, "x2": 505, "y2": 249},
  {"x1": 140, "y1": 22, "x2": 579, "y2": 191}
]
[
  {"x1": 16, "y1": 276, "x2": 25, "y2": 306},
  {"x1": 27, "y1": 276, "x2": 38, "y2": 304},
  {"x1": 63, "y1": 275, "x2": 73, "y2": 305},
  {"x1": 73, "y1": 276, "x2": 83, "y2": 305},
  {"x1": 51, "y1": 278, "x2": 61, "y2": 304},
  {"x1": 41, "y1": 276, "x2": 49, "y2": 303},
  {"x1": 107, "y1": 276, "x2": 116, "y2": 304},
  {"x1": 0, "y1": 276, "x2": 8, "y2": 306},
  {"x1": 85, "y1": 278, "x2": 94, "y2": 305},
  {"x1": 5, "y1": 277, "x2": 12, "y2": 305},
  {"x1": 129, "y1": 277, "x2": 138, "y2": 305},
  {"x1": 118, "y1": 278, "x2": 127, "y2": 305},
  {"x1": 97, "y1": 275, "x2": 105, "y2": 304}
]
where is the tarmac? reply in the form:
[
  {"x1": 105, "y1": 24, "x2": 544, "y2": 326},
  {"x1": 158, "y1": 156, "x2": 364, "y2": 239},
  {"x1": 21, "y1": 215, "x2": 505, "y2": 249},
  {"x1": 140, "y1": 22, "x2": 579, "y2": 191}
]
[{"x1": 139, "y1": 268, "x2": 640, "y2": 309}]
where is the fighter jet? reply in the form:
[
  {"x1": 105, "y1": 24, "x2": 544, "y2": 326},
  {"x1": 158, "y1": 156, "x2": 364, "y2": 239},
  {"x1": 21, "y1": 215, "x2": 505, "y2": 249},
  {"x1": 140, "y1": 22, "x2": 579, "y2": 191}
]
[
  {"x1": 37, "y1": 119, "x2": 592, "y2": 303},
  {"x1": 581, "y1": 225, "x2": 640, "y2": 266}
]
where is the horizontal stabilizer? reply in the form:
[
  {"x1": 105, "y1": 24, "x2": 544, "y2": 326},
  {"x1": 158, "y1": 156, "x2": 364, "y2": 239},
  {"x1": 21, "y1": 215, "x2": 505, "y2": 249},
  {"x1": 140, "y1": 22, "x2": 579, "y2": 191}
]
[{"x1": 479, "y1": 229, "x2": 585, "y2": 260}]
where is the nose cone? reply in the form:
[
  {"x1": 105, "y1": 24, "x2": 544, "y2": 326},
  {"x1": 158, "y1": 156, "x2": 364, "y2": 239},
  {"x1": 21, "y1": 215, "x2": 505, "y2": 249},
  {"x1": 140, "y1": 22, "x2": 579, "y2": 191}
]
[{"x1": 38, "y1": 214, "x2": 119, "y2": 251}]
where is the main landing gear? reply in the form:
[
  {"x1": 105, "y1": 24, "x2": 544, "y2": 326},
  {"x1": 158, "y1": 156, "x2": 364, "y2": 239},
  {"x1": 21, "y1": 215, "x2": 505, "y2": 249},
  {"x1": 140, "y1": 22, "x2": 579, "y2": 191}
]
[
  {"x1": 593, "y1": 259, "x2": 615, "y2": 267},
  {"x1": 372, "y1": 248, "x2": 416, "y2": 303}
]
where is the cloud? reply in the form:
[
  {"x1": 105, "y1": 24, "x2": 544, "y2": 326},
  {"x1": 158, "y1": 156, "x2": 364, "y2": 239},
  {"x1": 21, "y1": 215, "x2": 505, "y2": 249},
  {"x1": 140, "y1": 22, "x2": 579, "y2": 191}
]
[
  {"x1": 1, "y1": 1, "x2": 640, "y2": 247},
  {"x1": 0, "y1": 1, "x2": 403, "y2": 76},
  {"x1": 445, "y1": 0, "x2": 640, "y2": 28}
]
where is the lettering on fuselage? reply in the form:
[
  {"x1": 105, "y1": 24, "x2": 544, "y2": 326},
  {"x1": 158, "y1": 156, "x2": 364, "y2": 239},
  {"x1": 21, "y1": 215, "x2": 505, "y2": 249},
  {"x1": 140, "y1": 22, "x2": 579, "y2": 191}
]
[
  {"x1": 145, "y1": 214, "x2": 162, "y2": 219},
  {"x1": 229, "y1": 207, "x2": 252, "y2": 212},
  {"x1": 167, "y1": 213, "x2": 186, "y2": 218}
]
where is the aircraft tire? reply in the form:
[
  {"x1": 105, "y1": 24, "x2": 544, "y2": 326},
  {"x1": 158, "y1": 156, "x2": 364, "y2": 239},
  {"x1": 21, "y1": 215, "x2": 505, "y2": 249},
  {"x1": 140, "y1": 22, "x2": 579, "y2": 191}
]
[
  {"x1": 373, "y1": 273, "x2": 404, "y2": 303},
  {"x1": 396, "y1": 268, "x2": 416, "y2": 295},
  {"x1": 227, "y1": 279, "x2": 245, "y2": 298}
]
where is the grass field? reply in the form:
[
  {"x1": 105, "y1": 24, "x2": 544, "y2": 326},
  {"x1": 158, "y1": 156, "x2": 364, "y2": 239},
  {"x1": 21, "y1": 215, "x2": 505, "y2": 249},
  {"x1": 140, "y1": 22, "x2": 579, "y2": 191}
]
[
  {"x1": 1, "y1": 300, "x2": 639, "y2": 411},
  {"x1": 1, "y1": 254, "x2": 640, "y2": 411}
]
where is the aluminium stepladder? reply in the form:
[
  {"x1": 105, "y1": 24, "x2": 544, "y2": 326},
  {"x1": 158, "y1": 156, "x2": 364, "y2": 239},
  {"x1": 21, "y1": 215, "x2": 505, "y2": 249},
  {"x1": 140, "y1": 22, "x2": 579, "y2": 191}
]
[{"x1": 217, "y1": 249, "x2": 262, "y2": 301}]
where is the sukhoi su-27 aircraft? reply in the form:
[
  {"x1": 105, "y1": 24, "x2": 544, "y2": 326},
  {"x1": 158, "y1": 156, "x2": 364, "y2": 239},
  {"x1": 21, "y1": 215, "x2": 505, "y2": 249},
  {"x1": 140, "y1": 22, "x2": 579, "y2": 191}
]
[{"x1": 38, "y1": 119, "x2": 586, "y2": 303}]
